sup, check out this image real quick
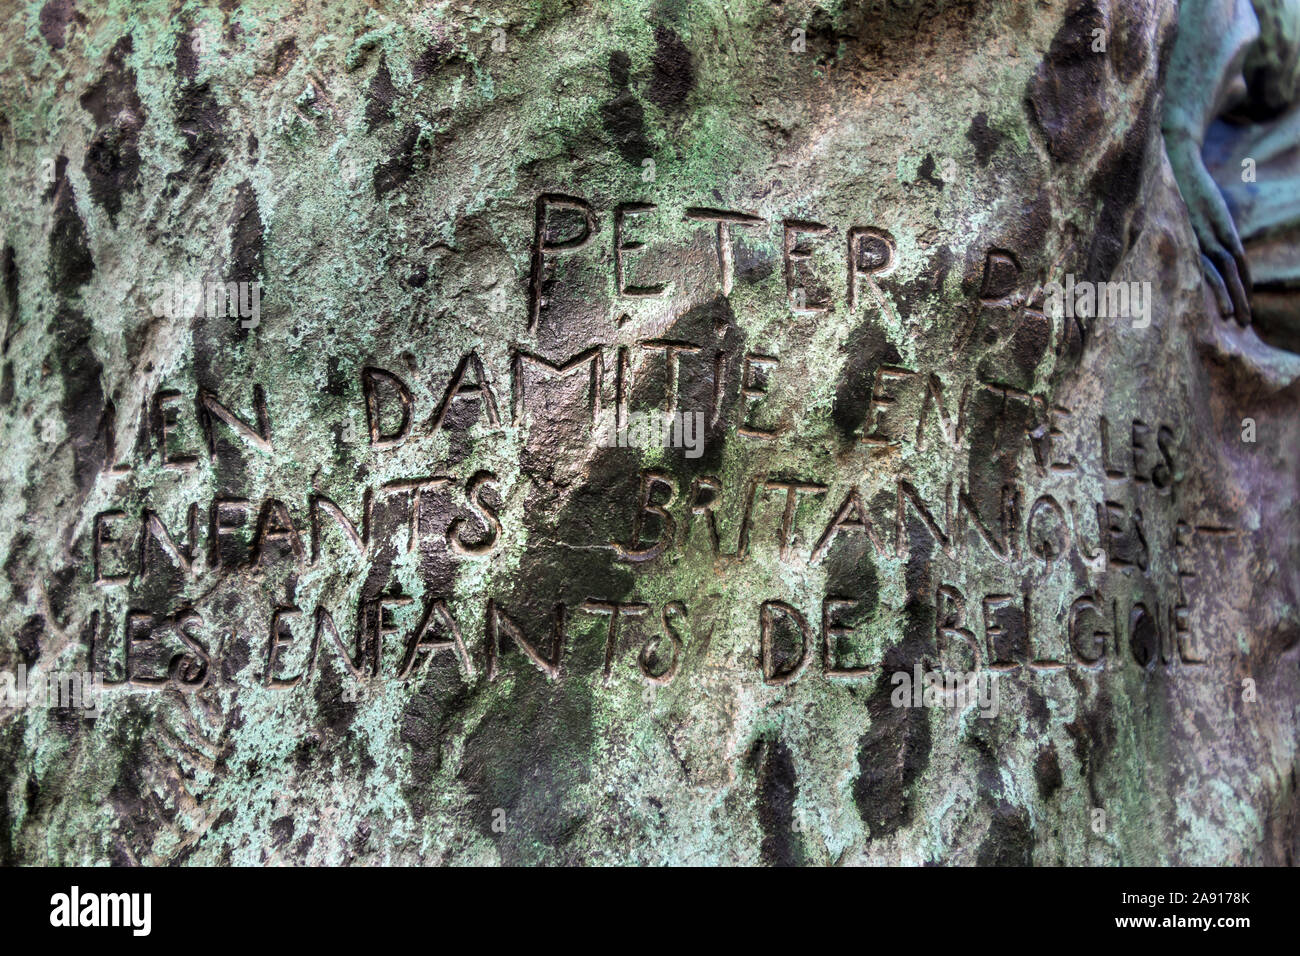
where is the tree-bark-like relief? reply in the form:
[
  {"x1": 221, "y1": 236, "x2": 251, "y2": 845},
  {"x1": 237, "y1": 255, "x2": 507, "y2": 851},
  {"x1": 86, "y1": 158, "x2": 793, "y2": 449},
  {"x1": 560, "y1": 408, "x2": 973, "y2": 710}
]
[{"x1": 0, "y1": 0, "x2": 1296, "y2": 866}]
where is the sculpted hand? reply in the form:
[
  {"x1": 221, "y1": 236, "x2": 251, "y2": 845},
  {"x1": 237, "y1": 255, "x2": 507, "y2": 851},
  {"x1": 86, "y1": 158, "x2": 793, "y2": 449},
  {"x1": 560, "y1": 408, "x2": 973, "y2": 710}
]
[{"x1": 1168, "y1": 139, "x2": 1253, "y2": 325}]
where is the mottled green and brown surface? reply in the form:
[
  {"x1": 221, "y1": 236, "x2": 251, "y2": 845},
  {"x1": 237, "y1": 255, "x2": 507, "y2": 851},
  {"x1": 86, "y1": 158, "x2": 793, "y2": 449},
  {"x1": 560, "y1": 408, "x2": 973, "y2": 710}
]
[{"x1": 0, "y1": 0, "x2": 1297, "y2": 865}]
